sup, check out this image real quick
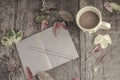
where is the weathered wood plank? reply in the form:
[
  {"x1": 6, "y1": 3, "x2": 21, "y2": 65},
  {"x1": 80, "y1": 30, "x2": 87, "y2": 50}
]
[
  {"x1": 79, "y1": 0, "x2": 120, "y2": 80},
  {"x1": 15, "y1": 0, "x2": 42, "y2": 38},
  {"x1": 1, "y1": 0, "x2": 120, "y2": 80},
  {"x1": 14, "y1": 0, "x2": 43, "y2": 79},
  {"x1": 0, "y1": 0, "x2": 16, "y2": 80},
  {"x1": 101, "y1": 0, "x2": 120, "y2": 80},
  {"x1": 47, "y1": 0, "x2": 80, "y2": 80},
  {"x1": 0, "y1": 0, "x2": 43, "y2": 80},
  {"x1": 0, "y1": 0, "x2": 80, "y2": 79},
  {"x1": 79, "y1": 1, "x2": 99, "y2": 80},
  {"x1": 15, "y1": 0, "x2": 81, "y2": 80}
]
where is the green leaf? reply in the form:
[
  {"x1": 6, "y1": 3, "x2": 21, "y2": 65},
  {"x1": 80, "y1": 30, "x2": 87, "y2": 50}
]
[
  {"x1": 1, "y1": 30, "x2": 23, "y2": 46},
  {"x1": 16, "y1": 31, "x2": 23, "y2": 39},
  {"x1": 1, "y1": 37, "x2": 12, "y2": 46},
  {"x1": 13, "y1": 31, "x2": 23, "y2": 43},
  {"x1": 7, "y1": 30, "x2": 16, "y2": 40},
  {"x1": 111, "y1": 2, "x2": 120, "y2": 12},
  {"x1": 36, "y1": 15, "x2": 50, "y2": 23}
]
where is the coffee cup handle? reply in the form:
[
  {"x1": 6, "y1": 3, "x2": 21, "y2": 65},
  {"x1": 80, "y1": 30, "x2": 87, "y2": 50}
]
[{"x1": 100, "y1": 21, "x2": 111, "y2": 30}]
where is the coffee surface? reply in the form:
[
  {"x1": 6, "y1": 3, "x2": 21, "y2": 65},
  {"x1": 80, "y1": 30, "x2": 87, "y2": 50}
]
[{"x1": 79, "y1": 11, "x2": 99, "y2": 29}]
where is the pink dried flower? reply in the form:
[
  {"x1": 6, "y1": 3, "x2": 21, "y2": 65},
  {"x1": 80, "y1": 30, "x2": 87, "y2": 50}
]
[
  {"x1": 26, "y1": 66, "x2": 34, "y2": 80},
  {"x1": 53, "y1": 21, "x2": 67, "y2": 37},
  {"x1": 73, "y1": 78, "x2": 80, "y2": 80},
  {"x1": 92, "y1": 44, "x2": 101, "y2": 53},
  {"x1": 41, "y1": 20, "x2": 48, "y2": 30}
]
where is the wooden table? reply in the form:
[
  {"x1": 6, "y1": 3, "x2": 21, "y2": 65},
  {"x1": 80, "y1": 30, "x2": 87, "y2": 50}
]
[{"x1": 0, "y1": 0, "x2": 120, "y2": 80}]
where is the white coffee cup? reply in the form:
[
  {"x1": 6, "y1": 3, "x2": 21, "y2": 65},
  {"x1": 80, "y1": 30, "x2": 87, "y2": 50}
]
[{"x1": 76, "y1": 6, "x2": 111, "y2": 33}]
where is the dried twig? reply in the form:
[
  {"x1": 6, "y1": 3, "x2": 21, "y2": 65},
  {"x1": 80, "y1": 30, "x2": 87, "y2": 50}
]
[
  {"x1": 41, "y1": 0, "x2": 47, "y2": 12},
  {"x1": 0, "y1": 48, "x2": 22, "y2": 80},
  {"x1": 93, "y1": 53, "x2": 108, "y2": 72}
]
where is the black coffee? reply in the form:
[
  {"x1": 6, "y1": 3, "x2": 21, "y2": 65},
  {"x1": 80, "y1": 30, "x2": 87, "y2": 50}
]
[{"x1": 79, "y1": 11, "x2": 99, "y2": 29}]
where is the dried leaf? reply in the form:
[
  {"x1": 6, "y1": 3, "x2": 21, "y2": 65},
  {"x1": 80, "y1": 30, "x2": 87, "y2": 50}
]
[
  {"x1": 36, "y1": 71, "x2": 54, "y2": 80},
  {"x1": 94, "y1": 34, "x2": 112, "y2": 49},
  {"x1": 58, "y1": 11, "x2": 74, "y2": 22},
  {"x1": 41, "y1": 20, "x2": 49, "y2": 31},
  {"x1": 53, "y1": 22, "x2": 67, "y2": 37},
  {"x1": 1, "y1": 53, "x2": 22, "y2": 80},
  {"x1": 26, "y1": 67, "x2": 34, "y2": 80},
  {"x1": 92, "y1": 44, "x2": 101, "y2": 53}
]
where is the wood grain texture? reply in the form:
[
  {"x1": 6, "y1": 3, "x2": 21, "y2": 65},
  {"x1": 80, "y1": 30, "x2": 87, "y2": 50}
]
[
  {"x1": 0, "y1": 0, "x2": 120, "y2": 80},
  {"x1": 80, "y1": 0, "x2": 120, "y2": 80},
  {"x1": 47, "y1": 0, "x2": 80, "y2": 80},
  {"x1": 0, "y1": 0, "x2": 16, "y2": 80}
]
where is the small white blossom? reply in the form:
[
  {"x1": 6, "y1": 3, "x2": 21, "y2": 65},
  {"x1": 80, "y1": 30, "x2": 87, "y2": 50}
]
[
  {"x1": 94, "y1": 34, "x2": 112, "y2": 49},
  {"x1": 1, "y1": 30, "x2": 23, "y2": 47},
  {"x1": 13, "y1": 31, "x2": 23, "y2": 43},
  {"x1": 1, "y1": 37, "x2": 13, "y2": 46}
]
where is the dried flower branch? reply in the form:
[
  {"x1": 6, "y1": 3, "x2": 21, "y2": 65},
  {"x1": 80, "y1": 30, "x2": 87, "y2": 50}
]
[
  {"x1": 41, "y1": 0, "x2": 47, "y2": 12},
  {"x1": 41, "y1": 0, "x2": 57, "y2": 14},
  {"x1": 0, "y1": 52, "x2": 22, "y2": 80},
  {"x1": 94, "y1": 53, "x2": 108, "y2": 72}
]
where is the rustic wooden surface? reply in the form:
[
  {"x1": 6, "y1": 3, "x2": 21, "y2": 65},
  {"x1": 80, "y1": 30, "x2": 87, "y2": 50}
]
[{"x1": 0, "y1": 0, "x2": 120, "y2": 80}]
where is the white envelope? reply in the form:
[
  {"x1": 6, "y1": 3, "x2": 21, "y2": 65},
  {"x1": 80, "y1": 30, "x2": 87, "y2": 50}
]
[{"x1": 16, "y1": 27, "x2": 79, "y2": 76}]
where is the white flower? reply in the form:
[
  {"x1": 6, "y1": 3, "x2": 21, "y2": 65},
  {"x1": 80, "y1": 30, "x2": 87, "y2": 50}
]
[
  {"x1": 1, "y1": 30, "x2": 23, "y2": 47},
  {"x1": 13, "y1": 31, "x2": 23, "y2": 43},
  {"x1": 1, "y1": 37, "x2": 13, "y2": 46},
  {"x1": 94, "y1": 34, "x2": 112, "y2": 49}
]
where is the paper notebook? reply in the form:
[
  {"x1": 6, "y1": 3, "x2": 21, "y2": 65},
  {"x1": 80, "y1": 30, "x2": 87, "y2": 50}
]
[{"x1": 16, "y1": 27, "x2": 79, "y2": 75}]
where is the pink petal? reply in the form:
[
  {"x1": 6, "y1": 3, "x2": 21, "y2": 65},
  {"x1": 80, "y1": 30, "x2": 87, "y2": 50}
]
[
  {"x1": 53, "y1": 21, "x2": 67, "y2": 37},
  {"x1": 57, "y1": 21, "x2": 68, "y2": 29},
  {"x1": 104, "y1": 2, "x2": 113, "y2": 12},
  {"x1": 73, "y1": 78, "x2": 80, "y2": 80},
  {"x1": 41, "y1": 20, "x2": 48, "y2": 31},
  {"x1": 26, "y1": 66, "x2": 34, "y2": 80},
  {"x1": 92, "y1": 44, "x2": 101, "y2": 53},
  {"x1": 53, "y1": 22, "x2": 60, "y2": 37}
]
